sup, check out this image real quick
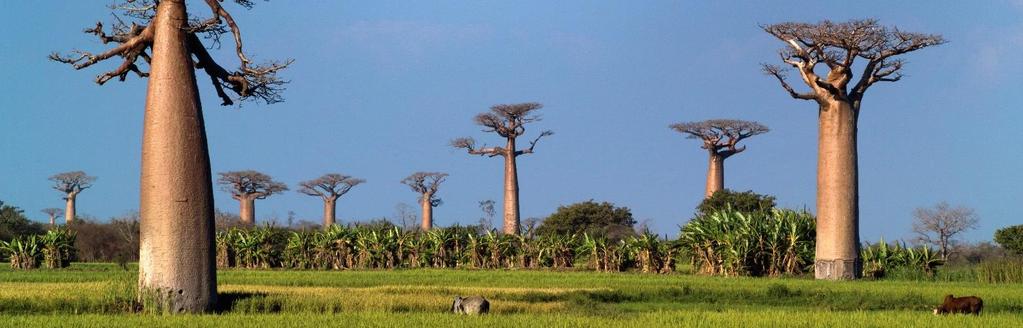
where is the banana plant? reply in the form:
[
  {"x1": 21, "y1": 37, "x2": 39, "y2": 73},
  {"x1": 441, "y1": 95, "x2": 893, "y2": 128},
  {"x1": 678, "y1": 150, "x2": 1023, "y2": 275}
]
[{"x1": 1, "y1": 235, "x2": 41, "y2": 270}]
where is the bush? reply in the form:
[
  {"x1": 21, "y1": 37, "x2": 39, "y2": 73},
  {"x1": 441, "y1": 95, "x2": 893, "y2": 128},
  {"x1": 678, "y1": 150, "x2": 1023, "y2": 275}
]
[
  {"x1": 536, "y1": 200, "x2": 637, "y2": 240},
  {"x1": 697, "y1": 189, "x2": 776, "y2": 215},
  {"x1": 70, "y1": 216, "x2": 139, "y2": 262},
  {"x1": 994, "y1": 225, "x2": 1023, "y2": 255}
]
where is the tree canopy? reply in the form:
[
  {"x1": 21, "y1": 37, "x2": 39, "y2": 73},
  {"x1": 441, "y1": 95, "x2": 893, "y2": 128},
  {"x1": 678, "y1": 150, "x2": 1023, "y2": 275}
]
[
  {"x1": 0, "y1": 200, "x2": 46, "y2": 241},
  {"x1": 297, "y1": 173, "x2": 365, "y2": 200},
  {"x1": 994, "y1": 225, "x2": 1023, "y2": 256},
  {"x1": 537, "y1": 200, "x2": 637, "y2": 240},
  {"x1": 697, "y1": 189, "x2": 777, "y2": 215},
  {"x1": 671, "y1": 119, "x2": 769, "y2": 157},
  {"x1": 217, "y1": 170, "x2": 288, "y2": 200},
  {"x1": 761, "y1": 19, "x2": 944, "y2": 104}
]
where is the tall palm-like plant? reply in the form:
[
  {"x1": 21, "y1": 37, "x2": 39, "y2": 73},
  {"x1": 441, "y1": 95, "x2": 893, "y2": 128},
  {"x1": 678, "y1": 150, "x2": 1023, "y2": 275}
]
[
  {"x1": 1, "y1": 236, "x2": 41, "y2": 269},
  {"x1": 40, "y1": 228, "x2": 77, "y2": 269}
]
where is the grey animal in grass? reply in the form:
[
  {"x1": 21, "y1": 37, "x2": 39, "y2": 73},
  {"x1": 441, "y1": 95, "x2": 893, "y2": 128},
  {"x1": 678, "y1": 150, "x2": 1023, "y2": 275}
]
[
  {"x1": 451, "y1": 295, "x2": 490, "y2": 315},
  {"x1": 933, "y1": 294, "x2": 983, "y2": 315}
]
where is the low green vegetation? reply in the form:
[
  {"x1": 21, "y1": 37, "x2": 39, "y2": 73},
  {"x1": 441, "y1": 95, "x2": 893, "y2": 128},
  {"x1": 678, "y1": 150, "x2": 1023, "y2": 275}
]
[{"x1": 1, "y1": 264, "x2": 1021, "y2": 327}]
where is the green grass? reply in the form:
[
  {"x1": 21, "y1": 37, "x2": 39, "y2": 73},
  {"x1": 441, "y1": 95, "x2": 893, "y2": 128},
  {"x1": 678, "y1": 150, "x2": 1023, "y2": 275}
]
[{"x1": 1, "y1": 264, "x2": 1021, "y2": 327}]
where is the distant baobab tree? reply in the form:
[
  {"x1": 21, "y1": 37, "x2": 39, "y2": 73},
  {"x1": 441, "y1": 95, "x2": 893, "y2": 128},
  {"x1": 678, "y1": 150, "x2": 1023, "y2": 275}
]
[
  {"x1": 400, "y1": 172, "x2": 449, "y2": 230},
  {"x1": 41, "y1": 208, "x2": 64, "y2": 227},
  {"x1": 297, "y1": 173, "x2": 365, "y2": 229},
  {"x1": 671, "y1": 119, "x2": 768, "y2": 198},
  {"x1": 452, "y1": 102, "x2": 553, "y2": 235},
  {"x1": 761, "y1": 19, "x2": 944, "y2": 280},
  {"x1": 51, "y1": 0, "x2": 290, "y2": 312},
  {"x1": 218, "y1": 171, "x2": 288, "y2": 226},
  {"x1": 49, "y1": 171, "x2": 95, "y2": 224}
]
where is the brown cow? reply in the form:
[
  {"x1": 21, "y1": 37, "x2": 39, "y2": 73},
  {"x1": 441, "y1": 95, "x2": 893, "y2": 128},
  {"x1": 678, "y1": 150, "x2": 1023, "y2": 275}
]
[{"x1": 933, "y1": 294, "x2": 983, "y2": 315}]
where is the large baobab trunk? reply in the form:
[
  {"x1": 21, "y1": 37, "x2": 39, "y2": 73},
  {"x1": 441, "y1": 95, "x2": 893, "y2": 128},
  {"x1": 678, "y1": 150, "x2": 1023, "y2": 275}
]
[
  {"x1": 421, "y1": 196, "x2": 433, "y2": 230},
  {"x1": 503, "y1": 139, "x2": 520, "y2": 235},
  {"x1": 323, "y1": 198, "x2": 336, "y2": 228},
  {"x1": 814, "y1": 100, "x2": 861, "y2": 280},
  {"x1": 64, "y1": 195, "x2": 77, "y2": 224},
  {"x1": 138, "y1": 0, "x2": 217, "y2": 313},
  {"x1": 239, "y1": 197, "x2": 255, "y2": 225},
  {"x1": 705, "y1": 154, "x2": 724, "y2": 198}
]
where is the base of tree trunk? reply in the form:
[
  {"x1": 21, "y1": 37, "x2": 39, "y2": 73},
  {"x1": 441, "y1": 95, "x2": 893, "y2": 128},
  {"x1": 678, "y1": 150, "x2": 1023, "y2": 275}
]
[{"x1": 814, "y1": 258, "x2": 861, "y2": 280}]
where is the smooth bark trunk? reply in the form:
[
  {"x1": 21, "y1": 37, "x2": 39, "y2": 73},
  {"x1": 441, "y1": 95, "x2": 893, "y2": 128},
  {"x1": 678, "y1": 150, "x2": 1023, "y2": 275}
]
[
  {"x1": 323, "y1": 198, "x2": 336, "y2": 229},
  {"x1": 420, "y1": 195, "x2": 433, "y2": 231},
  {"x1": 239, "y1": 197, "x2": 255, "y2": 226},
  {"x1": 503, "y1": 138, "x2": 520, "y2": 235},
  {"x1": 705, "y1": 154, "x2": 724, "y2": 198},
  {"x1": 138, "y1": 0, "x2": 217, "y2": 313},
  {"x1": 813, "y1": 99, "x2": 861, "y2": 280},
  {"x1": 64, "y1": 195, "x2": 77, "y2": 224}
]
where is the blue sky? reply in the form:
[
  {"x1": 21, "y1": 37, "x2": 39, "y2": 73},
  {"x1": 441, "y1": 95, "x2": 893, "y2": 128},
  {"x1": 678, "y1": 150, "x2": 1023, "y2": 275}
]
[{"x1": 1, "y1": 1, "x2": 1021, "y2": 243}]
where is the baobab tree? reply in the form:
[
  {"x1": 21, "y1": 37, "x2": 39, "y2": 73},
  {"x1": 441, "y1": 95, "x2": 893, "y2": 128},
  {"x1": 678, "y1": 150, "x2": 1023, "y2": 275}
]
[
  {"x1": 670, "y1": 119, "x2": 768, "y2": 198},
  {"x1": 297, "y1": 173, "x2": 365, "y2": 229},
  {"x1": 400, "y1": 172, "x2": 448, "y2": 230},
  {"x1": 761, "y1": 19, "x2": 943, "y2": 280},
  {"x1": 51, "y1": 0, "x2": 291, "y2": 311},
  {"x1": 217, "y1": 171, "x2": 288, "y2": 226},
  {"x1": 912, "y1": 202, "x2": 979, "y2": 261},
  {"x1": 49, "y1": 171, "x2": 96, "y2": 224},
  {"x1": 41, "y1": 208, "x2": 64, "y2": 227},
  {"x1": 452, "y1": 102, "x2": 553, "y2": 235}
]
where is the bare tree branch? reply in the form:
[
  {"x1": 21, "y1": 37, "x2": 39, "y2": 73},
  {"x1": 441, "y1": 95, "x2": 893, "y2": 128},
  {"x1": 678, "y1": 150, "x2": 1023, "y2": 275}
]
[
  {"x1": 51, "y1": 0, "x2": 292, "y2": 106},
  {"x1": 297, "y1": 173, "x2": 365, "y2": 201},
  {"x1": 670, "y1": 119, "x2": 768, "y2": 159},
  {"x1": 761, "y1": 19, "x2": 944, "y2": 103},
  {"x1": 49, "y1": 171, "x2": 97, "y2": 197},
  {"x1": 401, "y1": 172, "x2": 448, "y2": 208}
]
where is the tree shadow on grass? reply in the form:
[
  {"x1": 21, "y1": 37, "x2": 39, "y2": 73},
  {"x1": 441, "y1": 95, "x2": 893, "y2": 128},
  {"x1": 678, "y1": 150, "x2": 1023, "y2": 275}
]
[{"x1": 215, "y1": 291, "x2": 278, "y2": 314}]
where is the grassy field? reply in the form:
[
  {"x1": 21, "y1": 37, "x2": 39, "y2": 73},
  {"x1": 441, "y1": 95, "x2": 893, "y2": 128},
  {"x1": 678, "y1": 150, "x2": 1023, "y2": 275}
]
[{"x1": 1, "y1": 263, "x2": 1020, "y2": 327}]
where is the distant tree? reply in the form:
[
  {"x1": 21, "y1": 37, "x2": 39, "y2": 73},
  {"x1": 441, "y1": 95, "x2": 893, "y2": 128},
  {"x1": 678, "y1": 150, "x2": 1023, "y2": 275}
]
[
  {"x1": 452, "y1": 102, "x2": 553, "y2": 235},
  {"x1": 297, "y1": 173, "x2": 365, "y2": 229},
  {"x1": 394, "y1": 203, "x2": 419, "y2": 231},
  {"x1": 217, "y1": 170, "x2": 288, "y2": 226},
  {"x1": 400, "y1": 172, "x2": 448, "y2": 230},
  {"x1": 49, "y1": 171, "x2": 96, "y2": 224},
  {"x1": 994, "y1": 225, "x2": 1023, "y2": 256},
  {"x1": 912, "y1": 202, "x2": 979, "y2": 261},
  {"x1": 50, "y1": 0, "x2": 291, "y2": 312},
  {"x1": 478, "y1": 199, "x2": 496, "y2": 232},
  {"x1": 537, "y1": 200, "x2": 637, "y2": 240},
  {"x1": 41, "y1": 208, "x2": 64, "y2": 227},
  {"x1": 697, "y1": 189, "x2": 777, "y2": 215},
  {"x1": 761, "y1": 19, "x2": 944, "y2": 280},
  {"x1": 671, "y1": 119, "x2": 768, "y2": 198},
  {"x1": 351, "y1": 218, "x2": 397, "y2": 231},
  {"x1": 0, "y1": 201, "x2": 46, "y2": 241}
]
